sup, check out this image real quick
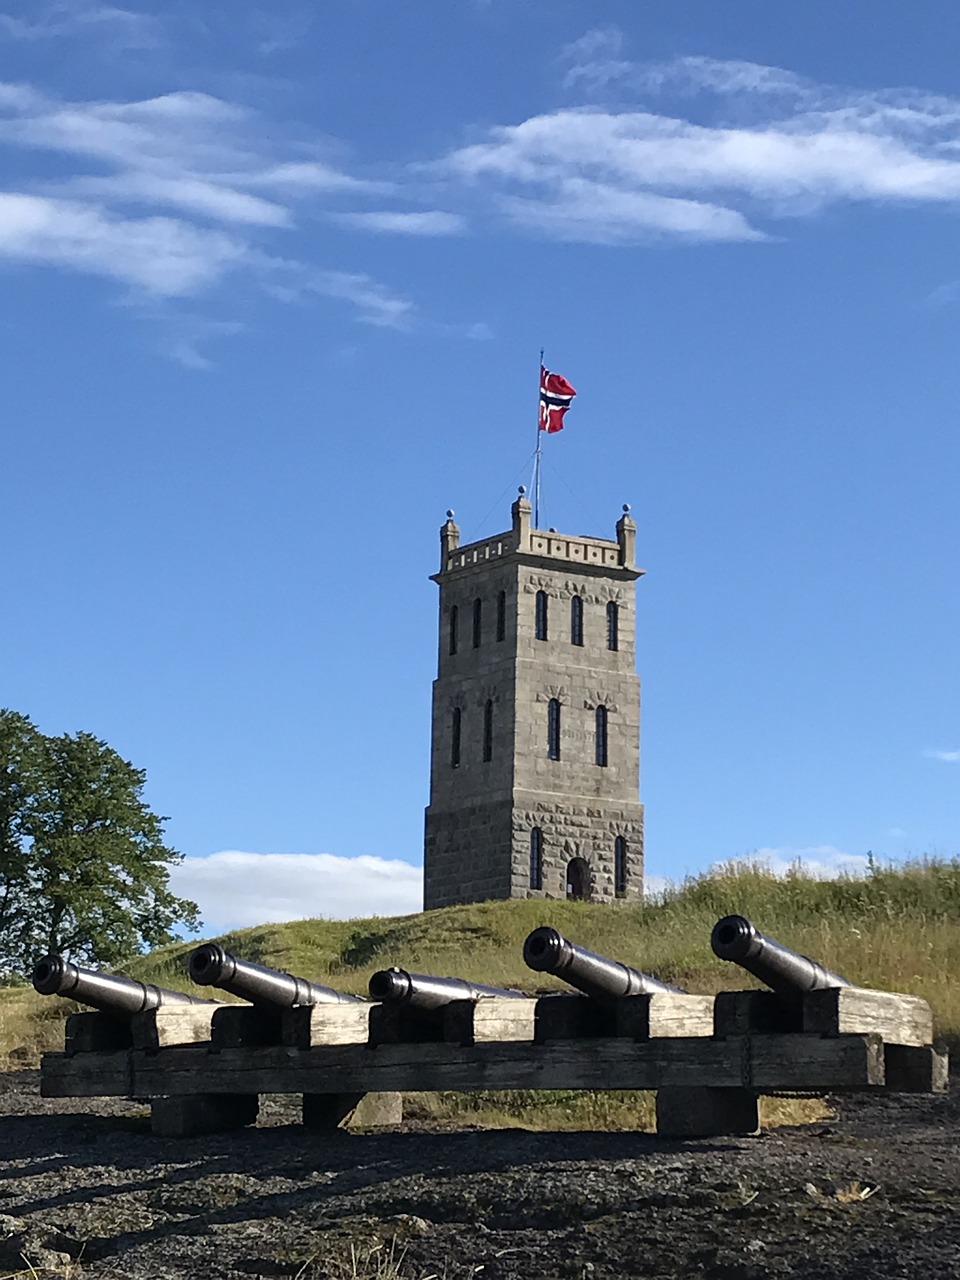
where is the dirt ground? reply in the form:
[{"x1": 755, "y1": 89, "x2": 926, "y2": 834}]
[{"x1": 0, "y1": 1072, "x2": 957, "y2": 1279}]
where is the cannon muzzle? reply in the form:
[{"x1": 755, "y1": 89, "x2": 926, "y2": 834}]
[
  {"x1": 188, "y1": 944, "x2": 364, "y2": 1008},
  {"x1": 523, "y1": 927, "x2": 682, "y2": 1002},
  {"x1": 32, "y1": 954, "x2": 209, "y2": 1015},
  {"x1": 368, "y1": 967, "x2": 525, "y2": 1011},
  {"x1": 710, "y1": 915, "x2": 851, "y2": 1001}
]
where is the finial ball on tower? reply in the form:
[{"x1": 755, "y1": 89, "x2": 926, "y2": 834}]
[
  {"x1": 518, "y1": 485, "x2": 526, "y2": 496},
  {"x1": 622, "y1": 503, "x2": 631, "y2": 514},
  {"x1": 446, "y1": 509, "x2": 455, "y2": 520}
]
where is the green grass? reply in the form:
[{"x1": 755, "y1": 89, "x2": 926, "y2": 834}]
[{"x1": 5, "y1": 858, "x2": 958, "y2": 1129}]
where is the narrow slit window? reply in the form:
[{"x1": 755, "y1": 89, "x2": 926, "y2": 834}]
[
  {"x1": 496, "y1": 590, "x2": 506, "y2": 642},
  {"x1": 571, "y1": 595, "x2": 583, "y2": 646},
  {"x1": 606, "y1": 601, "x2": 619, "y2": 652},
  {"x1": 449, "y1": 605, "x2": 459, "y2": 656},
  {"x1": 595, "y1": 705, "x2": 608, "y2": 767},
  {"x1": 482, "y1": 699, "x2": 493, "y2": 762},
  {"x1": 535, "y1": 590, "x2": 548, "y2": 641},
  {"x1": 530, "y1": 828, "x2": 543, "y2": 890},
  {"x1": 614, "y1": 836, "x2": 627, "y2": 896},
  {"x1": 472, "y1": 597, "x2": 482, "y2": 648},
  {"x1": 547, "y1": 698, "x2": 561, "y2": 761},
  {"x1": 451, "y1": 707, "x2": 461, "y2": 768}
]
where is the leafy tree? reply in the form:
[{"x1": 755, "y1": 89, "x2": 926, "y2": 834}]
[{"x1": 0, "y1": 709, "x2": 200, "y2": 973}]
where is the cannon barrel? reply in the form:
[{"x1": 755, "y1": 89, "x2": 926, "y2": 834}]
[
  {"x1": 32, "y1": 954, "x2": 209, "y2": 1015},
  {"x1": 710, "y1": 915, "x2": 851, "y2": 1001},
  {"x1": 523, "y1": 927, "x2": 683, "y2": 1001},
  {"x1": 369, "y1": 967, "x2": 525, "y2": 1011},
  {"x1": 188, "y1": 943, "x2": 364, "y2": 1008}
]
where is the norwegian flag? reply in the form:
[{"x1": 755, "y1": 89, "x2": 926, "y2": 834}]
[{"x1": 539, "y1": 365, "x2": 576, "y2": 434}]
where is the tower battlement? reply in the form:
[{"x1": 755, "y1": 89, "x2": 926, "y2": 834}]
[
  {"x1": 423, "y1": 492, "x2": 646, "y2": 910},
  {"x1": 436, "y1": 492, "x2": 641, "y2": 578}
]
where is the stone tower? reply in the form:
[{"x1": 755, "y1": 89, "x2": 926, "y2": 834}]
[{"x1": 423, "y1": 491, "x2": 644, "y2": 908}]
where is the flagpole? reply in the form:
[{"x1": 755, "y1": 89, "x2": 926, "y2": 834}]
[{"x1": 534, "y1": 347, "x2": 544, "y2": 528}]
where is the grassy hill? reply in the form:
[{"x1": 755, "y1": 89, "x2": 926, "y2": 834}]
[{"x1": 4, "y1": 858, "x2": 957, "y2": 1129}]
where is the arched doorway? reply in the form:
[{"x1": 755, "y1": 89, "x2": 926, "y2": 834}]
[{"x1": 566, "y1": 857, "x2": 591, "y2": 901}]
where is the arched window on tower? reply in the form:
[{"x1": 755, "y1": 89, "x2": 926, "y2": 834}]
[
  {"x1": 472, "y1": 597, "x2": 482, "y2": 648},
  {"x1": 530, "y1": 827, "x2": 543, "y2": 890},
  {"x1": 449, "y1": 605, "x2": 459, "y2": 656},
  {"x1": 595, "y1": 705, "x2": 608, "y2": 767},
  {"x1": 614, "y1": 836, "x2": 627, "y2": 897},
  {"x1": 606, "y1": 601, "x2": 619, "y2": 652},
  {"x1": 482, "y1": 699, "x2": 493, "y2": 762},
  {"x1": 496, "y1": 590, "x2": 506, "y2": 642},
  {"x1": 571, "y1": 594, "x2": 584, "y2": 646},
  {"x1": 451, "y1": 707, "x2": 461, "y2": 768},
  {"x1": 547, "y1": 698, "x2": 561, "y2": 761},
  {"x1": 535, "y1": 590, "x2": 548, "y2": 641}
]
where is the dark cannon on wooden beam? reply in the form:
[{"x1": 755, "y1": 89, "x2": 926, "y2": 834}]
[
  {"x1": 368, "y1": 967, "x2": 525, "y2": 1010},
  {"x1": 522, "y1": 926, "x2": 683, "y2": 1002},
  {"x1": 32, "y1": 954, "x2": 209, "y2": 1014},
  {"x1": 710, "y1": 915, "x2": 851, "y2": 1004},
  {"x1": 188, "y1": 944, "x2": 365, "y2": 1007}
]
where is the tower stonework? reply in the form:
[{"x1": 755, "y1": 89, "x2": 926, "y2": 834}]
[{"x1": 423, "y1": 492, "x2": 645, "y2": 909}]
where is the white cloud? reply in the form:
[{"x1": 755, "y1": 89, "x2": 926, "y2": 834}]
[
  {"x1": 307, "y1": 270, "x2": 416, "y2": 329},
  {"x1": 0, "y1": 193, "x2": 246, "y2": 295},
  {"x1": 924, "y1": 748, "x2": 960, "y2": 763},
  {"x1": 712, "y1": 845, "x2": 871, "y2": 879},
  {"x1": 437, "y1": 54, "x2": 960, "y2": 245},
  {"x1": 335, "y1": 210, "x2": 466, "y2": 236},
  {"x1": 169, "y1": 851, "x2": 423, "y2": 933}
]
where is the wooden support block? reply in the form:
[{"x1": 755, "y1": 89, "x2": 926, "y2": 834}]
[
  {"x1": 656, "y1": 1086, "x2": 759, "y2": 1138},
  {"x1": 281, "y1": 1004, "x2": 372, "y2": 1049},
  {"x1": 750, "y1": 1032, "x2": 885, "y2": 1090},
  {"x1": 302, "y1": 1091, "x2": 403, "y2": 1129},
  {"x1": 534, "y1": 995, "x2": 617, "y2": 1041},
  {"x1": 64, "y1": 1012, "x2": 132, "y2": 1055},
  {"x1": 442, "y1": 998, "x2": 538, "y2": 1045},
  {"x1": 151, "y1": 1093, "x2": 258, "y2": 1138},
  {"x1": 211, "y1": 1005, "x2": 283, "y2": 1049},
  {"x1": 368, "y1": 1004, "x2": 444, "y2": 1046},
  {"x1": 40, "y1": 1050, "x2": 133, "y2": 1098},
  {"x1": 615, "y1": 993, "x2": 715, "y2": 1040},
  {"x1": 803, "y1": 988, "x2": 934, "y2": 1047},
  {"x1": 883, "y1": 1043, "x2": 950, "y2": 1092},
  {"x1": 131, "y1": 1005, "x2": 220, "y2": 1052},
  {"x1": 714, "y1": 991, "x2": 802, "y2": 1037}
]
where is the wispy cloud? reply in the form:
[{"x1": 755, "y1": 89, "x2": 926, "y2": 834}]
[
  {"x1": 0, "y1": 1, "x2": 158, "y2": 47},
  {"x1": 924, "y1": 748, "x2": 960, "y2": 763},
  {"x1": 438, "y1": 47, "x2": 960, "y2": 246},
  {"x1": 169, "y1": 851, "x2": 422, "y2": 933},
  {"x1": 335, "y1": 210, "x2": 466, "y2": 236},
  {"x1": 0, "y1": 82, "x2": 419, "y2": 337}
]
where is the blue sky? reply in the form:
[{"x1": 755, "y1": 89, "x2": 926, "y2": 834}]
[{"x1": 3, "y1": 1, "x2": 959, "y2": 933}]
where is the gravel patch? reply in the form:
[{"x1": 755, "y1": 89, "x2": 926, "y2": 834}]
[{"x1": 0, "y1": 1071, "x2": 956, "y2": 1278}]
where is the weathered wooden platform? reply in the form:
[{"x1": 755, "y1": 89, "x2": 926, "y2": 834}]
[{"x1": 39, "y1": 987, "x2": 948, "y2": 1139}]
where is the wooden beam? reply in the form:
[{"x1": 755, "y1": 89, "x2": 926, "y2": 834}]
[
  {"x1": 40, "y1": 1050, "x2": 133, "y2": 1098},
  {"x1": 64, "y1": 1013, "x2": 131, "y2": 1055},
  {"x1": 713, "y1": 991, "x2": 802, "y2": 1037},
  {"x1": 883, "y1": 1043, "x2": 949, "y2": 1092},
  {"x1": 130, "y1": 1005, "x2": 220, "y2": 1052},
  {"x1": 803, "y1": 988, "x2": 934, "y2": 1047},
  {"x1": 281, "y1": 1004, "x2": 373, "y2": 1049}
]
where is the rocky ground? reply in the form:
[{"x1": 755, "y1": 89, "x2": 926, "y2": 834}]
[{"x1": 0, "y1": 1072, "x2": 956, "y2": 1279}]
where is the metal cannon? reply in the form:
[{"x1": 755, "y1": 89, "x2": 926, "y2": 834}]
[
  {"x1": 522, "y1": 927, "x2": 683, "y2": 1002},
  {"x1": 710, "y1": 915, "x2": 851, "y2": 1002},
  {"x1": 369, "y1": 967, "x2": 525, "y2": 1011},
  {"x1": 188, "y1": 943, "x2": 365, "y2": 1007},
  {"x1": 32, "y1": 954, "x2": 209, "y2": 1015}
]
